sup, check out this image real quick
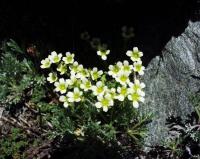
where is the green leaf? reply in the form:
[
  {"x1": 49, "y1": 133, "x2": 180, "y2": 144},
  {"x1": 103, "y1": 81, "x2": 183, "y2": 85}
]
[{"x1": 6, "y1": 39, "x2": 23, "y2": 54}]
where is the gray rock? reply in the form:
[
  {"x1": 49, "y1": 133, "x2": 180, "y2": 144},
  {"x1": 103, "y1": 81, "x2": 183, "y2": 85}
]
[
  {"x1": 0, "y1": 107, "x2": 3, "y2": 126},
  {"x1": 141, "y1": 21, "x2": 200, "y2": 146}
]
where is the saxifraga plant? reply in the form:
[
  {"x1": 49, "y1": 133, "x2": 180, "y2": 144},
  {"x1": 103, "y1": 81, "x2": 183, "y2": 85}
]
[
  {"x1": 0, "y1": 128, "x2": 28, "y2": 159},
  {"x1": 40, "y1": 46, "x2": 152, "y2": 158},
  {"x1": 0, "y1": 39, "x2": 151, "y2": 159}
]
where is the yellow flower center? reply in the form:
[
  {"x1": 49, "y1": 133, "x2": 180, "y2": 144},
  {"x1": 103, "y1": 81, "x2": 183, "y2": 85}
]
[
  {"x1": 133, "y1": 84, "x2": 140, "y2": 91},
  {"x1": 135, "y1": 64, "x2": 142, "y2": 71},
  {"x1": 85, "y1": 81, "x2": 91, "y2": 88},
  {"x1": 67, "y1": 56, "x2": 73, "y2": 62},
  {"x1": 53, "y1": 56, "x2": 59, "y2": 62},
  {"x1": 131, "y1": 93, "x2": 140, "y2": 101},
  {"x1": 121, "y1": 88, "x2": 127, "y2": 95},
  {"x1": 71, "y1": 66, "x2": 78, "y2": 72},
  {"x1": 51, "y1": 74, "x2": 57, "y2": 81},
  {"x1": 113, "y1": 66, "x2": 120, "y2": 73},
  {"x1": 81, "y1": 70, "x2": 87, "y2": 76},
  {"x1": 132, "y1": 52, "x2": 140, "y2": 59},
  {"x1": 101, "y1": 98, "x2": 109, "y2": 106},
  {"x1": 58, "y1": 64, "x2": 67, "y2": 72},
  {"x1": 100, "y1": 51, "x2": 107, "y2": 56},
  {"x1": 124, "y1": 65, "x2": 130, "y2": 71},
  {"x1": 92, "y1": 72, "x2": 98, "y2": 80},
  {"x1": 97, "y1": 87, "x2": 104, "y2": 93},
  {"x1": 120, "y1": 75, "x2": 128, "y2": 82},
  {"x1": 59, "y1": 83, "x2": 66, "y2": 90},
  {"x1": 45, "y1": 61, "x2": 50, "y2": 67},
  {"x1": 74, "y1": 93, "x2": 80, "y2": 100}
]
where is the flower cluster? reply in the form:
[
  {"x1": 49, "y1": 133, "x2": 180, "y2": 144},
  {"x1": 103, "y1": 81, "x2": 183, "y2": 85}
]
[{"x1": 41, "y1": 47, "x2": 145, "y2": 112}]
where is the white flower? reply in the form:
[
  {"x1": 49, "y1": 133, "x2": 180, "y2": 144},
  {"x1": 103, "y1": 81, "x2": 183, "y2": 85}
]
[
  {"x1": 126, "y1": 47, "x2": 143, "y2": 62},
  {"x1": 69, "y1": 62, "x2": 82, "y2": 75},
  {"x1": 59, "y1": 95, "x2": 69, "y2": 108},
  {"x1": 63, "y1": 52, "x2": 75, "y2": 64},
  {"x1": 65, "y1": 74, "x2": 82, "y2": 89},
  {"x1": 76, "y1": 68, "x2": 89, "y2": 80},
  {"x1": 91, "y1": 81, "x2": 107, "y2": 96},
  {"x1": 128, "y1": 80, "x2": 145, "y2": 96},
  {"x1": 80, "y1": 78, "x2": 92, "y2": 91},
  {"x1": 67, "y1": 87, "x2": 83, "y2": 102},
  {"x1": 47, "y1": 72, "x2": 58, "y2": 83},
  {"x1": 97, "y1": 50, "x2": 110, "y2": 60},
  {"x1": 107, "y1": 88, "x2": 116, "y2": 99},
  {"x1": 122, "y1": 60, "x2": 133, "y2": 73},
  {"x1": 67, "y1": 74, "x2": 78, "y2": 86},
  {"x1": 54, "y1": 78, "x2": 69, "y2": 94},
  {"x1": 95, "y1": 94, "x2": 114, "y2": 112},
  {"x1": 115, "y1": 86, "x2": 128, "y2": 101},
  {"x1": 49, "y1": 51, "x2": 62, "y2": 63},
  {"x1": 57, "y1": 63, "x2": 67, "y2": 75},
  {"x1": 128, "y1": 92, "x2": 145, "y2": 108},
  {"x1": 115, "y1": 72, "x2": 130, "y2": 85},
  {"x1": 40, "y1": 58, "x2": 51, "y2": 69},
  {"x1": 108, "y1": 62, "x2": 122, "y2": 78},
  {"x1": 90, "y1": 67, "x2": 103, "y2": 80},
  {"x1": 133, "y1": 60, "x2": 145, "y2": 75}
]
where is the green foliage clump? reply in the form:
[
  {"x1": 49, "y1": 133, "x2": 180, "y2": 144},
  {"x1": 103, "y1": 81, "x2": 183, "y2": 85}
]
[
  {"x1": 0, "y1": 39, "x2": 45, "y2": 108},
  {"x1": 0, "y1": 128, "x2": 28, "y2": 159},
  {"x1": 39, "y1": 102, "x2": 75, "y2": 139}
]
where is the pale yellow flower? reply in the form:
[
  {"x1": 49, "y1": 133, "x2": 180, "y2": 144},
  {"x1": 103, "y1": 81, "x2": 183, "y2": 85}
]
[
  {"x1": 90, "y1": 67, "x2": 103, "y2": 81},
  {"x1": 63, "y1": 52, "x2": 75, "y2": 64},
  {"x1": 47, "y1": 72, "x2": 57, "y2": 83},
  {"x1": 57, "y1": 63, "x2": 67, "y2": 75},
  {"x1": 133, "y1": 60, "x2": 145, "y2": 75},
  {"x1": 128, "y1": 92, "x2": 145, "y2": 108},
  {"x1": 97, "y1": 50, "x2": 110, "y2": 60},
  {"x1": 126, "y1": 47, "x2": 143, "y2": 62},
  {"x1": 91, "y1": 81, "x2": 107, "y2": 96},
  {"x1": 40, "y1": 58, "x2": 51, "y2": 69},
  {"x1": 67, "y1": 87, "x2": 83, "y2": 102},
  {"x1": 95, "y1": 94, "x2": 114, "y2": 112},
  {"x1": 54, "y1": 78, "x2": 69, "y2": 94},
  {"x1": 49, "y1": 51, "x2": 62, "y2": 63}
]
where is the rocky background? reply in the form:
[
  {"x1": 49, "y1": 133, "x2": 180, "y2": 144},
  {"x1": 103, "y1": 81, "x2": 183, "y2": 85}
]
[{"x1": 142, "y1": 21, "x2": 200, "y2": 146}]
